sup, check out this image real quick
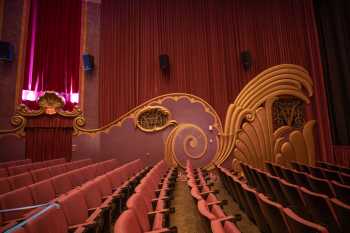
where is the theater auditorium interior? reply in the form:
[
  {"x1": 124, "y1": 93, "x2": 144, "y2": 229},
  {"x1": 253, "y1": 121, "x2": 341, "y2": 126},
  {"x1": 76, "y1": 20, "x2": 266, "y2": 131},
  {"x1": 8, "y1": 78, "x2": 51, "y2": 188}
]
[{"x1": 0, "y1": 0, "x2": 349, "y2": 232}]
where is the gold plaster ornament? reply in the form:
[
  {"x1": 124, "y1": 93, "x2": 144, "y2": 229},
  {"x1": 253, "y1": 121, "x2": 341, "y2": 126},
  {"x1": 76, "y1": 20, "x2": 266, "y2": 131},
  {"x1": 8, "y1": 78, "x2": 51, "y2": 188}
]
[
  {"x1": 135, "y1": 106, "x2": 177, "y2": 132},
  {"x1": 216, "y1": 64, "x2": 316, "y2": 170},
  {"x1": 0, "y1": 91, "x2": 81, "y2": 138}
]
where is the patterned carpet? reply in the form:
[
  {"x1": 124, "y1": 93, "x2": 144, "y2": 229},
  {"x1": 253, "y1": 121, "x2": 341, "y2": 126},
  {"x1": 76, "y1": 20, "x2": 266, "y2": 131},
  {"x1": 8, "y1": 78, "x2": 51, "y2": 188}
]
[{"x1": 170, "y1": 170, "x2": 260, "y2": 233}]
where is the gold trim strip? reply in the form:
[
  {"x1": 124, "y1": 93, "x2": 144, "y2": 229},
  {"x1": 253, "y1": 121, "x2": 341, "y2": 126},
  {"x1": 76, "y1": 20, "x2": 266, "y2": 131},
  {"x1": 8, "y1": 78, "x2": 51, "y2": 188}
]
[
  {"x1": 15, "y1": 0, "x2": 31, "y2": 106},
  {"x1": 79, "y1": 0, "x2": 87, "y2": 111}
]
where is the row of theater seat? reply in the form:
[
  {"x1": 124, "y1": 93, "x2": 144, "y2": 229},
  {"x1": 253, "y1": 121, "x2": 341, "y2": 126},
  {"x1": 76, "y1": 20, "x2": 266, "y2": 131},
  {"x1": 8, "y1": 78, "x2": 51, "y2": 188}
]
[
  {"x1": 0, "y1": 158, "x2": 66, "y2": 177},
  {"x1": 265, "y1": 161, "x2": 350, "y2": 205},
  {"x1": 0, "y1": 158, "x2": 91, "y2": 195},
  {"x1": 0, "y1": 158, "x2": 95, "y2": 231},
  {"x1": 316, "y1": 161, "x2": 350, "y2": 174},
  {"x1": 218, "y1": 165, "x2": 331, "y2": 233},
  {"x1": 0, "y1": 159, "x2": 32, "y2": 171},
  {"x1": 115, "y1": 160, "x2": 178, "y2": 233},
  {"x1": 186, "y1": 161, "x2": 241, "y2": 233},
  {"x1": 288, "y1": 161, "x2": 350, "y2": 184},
  {"x1": 3, "y1": 158, "x2": 149, "y2": 233},
  {"x1": 238, "y1": 162, "x2": 349, "y2": 233}
]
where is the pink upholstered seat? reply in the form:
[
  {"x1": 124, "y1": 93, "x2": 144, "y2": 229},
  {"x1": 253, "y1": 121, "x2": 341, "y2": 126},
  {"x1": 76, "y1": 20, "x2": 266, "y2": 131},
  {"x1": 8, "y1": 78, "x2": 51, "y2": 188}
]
[
  {"x1": 282, "y1": 208, "x2": 329, "y2": 233},
  {"x1": 127, "y1": 193, "x2": 165, "y2": 231},
  {"x1": 67, "y1": 169, "x2": 87, "y2": 187},
  {"x1": 256, "y1": 193, "x2": 289, "y2": 233},
  {"x1": 8, "y1": 172, "x2": 34, "y2": 190},
  {"x1": 340, "y1": 172, "x2": 350, "y2": 185},
  {"x1": 307, "y1": 175, "x2": 336, "y2": 197},
  {"x1": 114, "y1": 209, "x2": 143, "y2": 233},
  {"x1": 23, "y1": 204, "x2": 69, "y2": 233},
  {"x1": 0, "y1": 168, "x2": 8, "y2": 178},
  {"x1": 28, "y1": 179, "x2": 56, "y2": 204},
  {"x1": 48, "y1": 164, "x2": 67, "y2": 177},
  {"x1": 265, "y1": 174, "x2": 289, "y2": 206},
  {"x1": 331, "y1": 181, "x2": 350, "y2": 204},
  {"x1": 299, "y1": 187, "x2": 341, "y2": 233},
  {"x1": 278, "y1": 179, "x2": 308, "y2": 218},
  {"x1": 0, "y1": 177, "x2": 12, "y2": 194},
  {"x1": 211, "y1": 218, "x2": 241, "y2": 233},
  {"x1": 0, "y1": 187, "x2": 34, "y2": 222},
  {"x1": 31, "y1": 167, "x2": 51, "y2": 182},
  {"x1": 330, "y1": 198, "x2": 350, "y2": 233},
  {"x1": 240, "y1": 184, "x2": 271, "y2": 233},
  {"x1": 51, "y1": 174, "x2": 73, "y2": 196},
  {"x1": 57, "y1": 190, "x2": 103, "y2": 231}
]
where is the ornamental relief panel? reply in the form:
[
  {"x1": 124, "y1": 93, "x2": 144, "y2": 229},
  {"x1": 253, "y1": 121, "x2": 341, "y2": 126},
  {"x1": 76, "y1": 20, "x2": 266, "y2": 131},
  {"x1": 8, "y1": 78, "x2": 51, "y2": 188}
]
[
  {"x1": 272, "y1": 97, "x2": 305, "y2": 131},
  {"x1": 135, "y1": 106, "x2": 177, "y2": 132}
]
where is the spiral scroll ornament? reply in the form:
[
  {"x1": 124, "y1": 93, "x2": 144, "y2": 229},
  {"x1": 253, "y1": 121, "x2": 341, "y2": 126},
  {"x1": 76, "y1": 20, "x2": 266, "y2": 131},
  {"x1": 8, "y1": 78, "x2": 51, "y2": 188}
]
[{"x1": 165, "y1": 123, "x2": 217, "y2": 170}]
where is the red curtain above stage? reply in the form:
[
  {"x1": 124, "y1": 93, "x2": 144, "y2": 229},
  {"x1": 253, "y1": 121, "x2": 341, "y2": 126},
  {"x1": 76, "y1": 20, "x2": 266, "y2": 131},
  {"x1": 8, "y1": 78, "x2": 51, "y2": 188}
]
[
  {"x1": 22, "y1": 0, "x2": 81, "y2": 161},
  {"x1": 99, "y1": 0, "x2": 332, "y2": 162},
  {"x1": 23, "y1": 0, "x2": 81, "y2": 105}
]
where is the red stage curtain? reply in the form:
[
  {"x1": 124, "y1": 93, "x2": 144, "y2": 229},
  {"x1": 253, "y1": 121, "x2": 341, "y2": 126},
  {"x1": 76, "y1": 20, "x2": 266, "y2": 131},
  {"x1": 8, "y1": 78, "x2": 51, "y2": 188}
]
[
  {"x1": 22, "y1": 0, "x2": 81, "y2": 104},
  {"x1": 333, "y1": 146, "x2": 350, "y2": 167},
  {"x1": 25, "y1": 116, "x2": 73, "y2": 162},
  {"x1": 99, "y1": 0, "x2": 332, "y2": 161}
]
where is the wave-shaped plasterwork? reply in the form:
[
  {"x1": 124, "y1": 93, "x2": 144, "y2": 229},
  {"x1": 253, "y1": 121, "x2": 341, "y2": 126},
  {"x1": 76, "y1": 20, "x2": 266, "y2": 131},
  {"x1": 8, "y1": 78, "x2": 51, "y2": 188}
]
[
  {"x1": 73, "y1": 93, "x2": 223, "y2": 136},
  {"x1": 217, "y1": 64, "x2": 316, "y2": 169}
]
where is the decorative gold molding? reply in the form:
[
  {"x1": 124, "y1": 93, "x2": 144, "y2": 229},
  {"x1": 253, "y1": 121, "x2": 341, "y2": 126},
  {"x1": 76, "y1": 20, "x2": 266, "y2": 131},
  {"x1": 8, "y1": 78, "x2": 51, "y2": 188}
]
[
  {"x1": 79, "y1": 0, "x2": 88, "y2": 112},
  {"x1": 73, "y1": 93, "x2": 223, "y2": 136},
  {"x1": 217, "y1": 64, "x2": 315, "y2": 168},
  {"x1": 0, "y1": 91, "x2": 81, "y2": 137},
  {"x1": 135, "y1": 106, "x2": 177, "y2": 132}
]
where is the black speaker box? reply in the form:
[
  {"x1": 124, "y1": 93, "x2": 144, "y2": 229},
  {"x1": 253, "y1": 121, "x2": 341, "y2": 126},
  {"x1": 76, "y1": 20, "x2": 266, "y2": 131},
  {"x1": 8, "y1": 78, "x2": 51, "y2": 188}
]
[
  {"x1": 159, "y1": 54, "x2": 170, "y2": 72},
  {"x1": 0, "y1": 41, "x2": 14, "y2": 62},
  {"x1": 83, "y1": 53, "x2": 94, "y2": 71},
  {"x1": 240, "y1": 50, "x2": 252, "y2": 71}
]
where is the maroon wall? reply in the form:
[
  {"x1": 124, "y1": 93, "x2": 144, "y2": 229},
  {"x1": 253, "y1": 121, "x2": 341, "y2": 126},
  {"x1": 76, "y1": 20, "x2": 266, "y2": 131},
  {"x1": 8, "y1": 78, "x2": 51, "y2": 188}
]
[{"x1": 0, "y1": 0, "x2": 25, "y2": 162}]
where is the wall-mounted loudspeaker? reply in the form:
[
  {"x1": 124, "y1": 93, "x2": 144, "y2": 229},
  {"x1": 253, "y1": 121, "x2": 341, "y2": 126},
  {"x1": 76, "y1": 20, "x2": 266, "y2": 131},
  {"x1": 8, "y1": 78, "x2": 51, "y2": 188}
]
[
  {"x1": 0, "y1": 41, "x2": 14, "y2": 62},
  {"x1": 82, "y1": 53, "x2": 94, "y2": 71},
  {"x1": 159, "y1": 54, "x2": 170, "y2": 73},
  {"x1": 240, "y1": 50, "x2": 252, "y2": 71}
]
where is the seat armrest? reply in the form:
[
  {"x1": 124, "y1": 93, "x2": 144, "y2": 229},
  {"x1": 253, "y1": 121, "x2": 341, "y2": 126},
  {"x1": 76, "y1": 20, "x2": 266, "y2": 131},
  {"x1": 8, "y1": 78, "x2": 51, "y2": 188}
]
[
  {"x1": 215, "y1": 214, "x2": 242, "y2": 223},
  {"x1": 207, "y1": 200, "x2": 228, "y2": 207},
  {"x1": 68, "y1": 222, "x2": 96, "y2": 233},
  {"x1": 200, "y1": 190, "x2": 219, "y2": 196},
  {"x1": 148, "y1": 207, "x2": 175, "y2": 216},
  {"x1": 145, "y1": 226, "x2": 177, "y2": 233}
]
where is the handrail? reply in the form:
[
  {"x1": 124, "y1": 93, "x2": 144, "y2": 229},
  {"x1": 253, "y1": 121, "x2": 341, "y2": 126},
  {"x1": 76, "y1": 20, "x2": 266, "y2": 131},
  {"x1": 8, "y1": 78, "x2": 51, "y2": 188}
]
[
  {"x1": 0, "y1": 202, "x2": 51, "y2": 213},
  {"x1": 4, "y1": 203, "x2": 60, "y2": 233}
]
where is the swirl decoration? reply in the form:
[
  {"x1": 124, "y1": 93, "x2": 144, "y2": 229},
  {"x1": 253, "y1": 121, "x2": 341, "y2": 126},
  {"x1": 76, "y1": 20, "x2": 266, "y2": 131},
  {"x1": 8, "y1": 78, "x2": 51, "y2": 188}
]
[
  {"x1": 165, "y1": 123, "x2": 215, "y2": 169},
  {"x1": 0, "y1": 114, "x2": 27, "y2": 138},
  {"x1": 216, "y1": 64, "x2": 315, "y2": 169}
]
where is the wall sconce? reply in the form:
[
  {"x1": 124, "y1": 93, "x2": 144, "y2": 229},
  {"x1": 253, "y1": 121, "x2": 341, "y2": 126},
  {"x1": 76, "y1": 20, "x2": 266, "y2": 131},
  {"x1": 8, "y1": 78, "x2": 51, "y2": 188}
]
[{"x1": 208, "y1": 125, "x2": 213, "y2": 131}]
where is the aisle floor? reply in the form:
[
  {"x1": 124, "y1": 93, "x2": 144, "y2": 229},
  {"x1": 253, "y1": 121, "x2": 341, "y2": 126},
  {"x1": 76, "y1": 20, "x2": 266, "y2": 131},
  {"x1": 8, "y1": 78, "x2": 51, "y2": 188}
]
[{"x1": 170, "y1": 170, "x2": 260, "y2": 233}]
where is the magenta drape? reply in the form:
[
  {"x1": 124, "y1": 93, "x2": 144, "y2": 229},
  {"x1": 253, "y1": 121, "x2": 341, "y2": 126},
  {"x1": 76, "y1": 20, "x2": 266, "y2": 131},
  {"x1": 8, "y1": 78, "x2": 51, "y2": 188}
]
[
  {"x1": 25, "y1": 115, "x2": 73, "y2": 162},
  {"x1": 99, "y1": 0, "x2": 332, "y2": 162},
  {"x1": 23, "y1": 0, "x2": 81, "y2": 98}
]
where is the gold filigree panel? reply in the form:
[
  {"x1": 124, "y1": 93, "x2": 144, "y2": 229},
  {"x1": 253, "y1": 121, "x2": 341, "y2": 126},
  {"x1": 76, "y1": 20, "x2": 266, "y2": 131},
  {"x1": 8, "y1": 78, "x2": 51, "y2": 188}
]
[
  {"x1": 272, "y1": 97, "x2": 305, "y2": 131},
  {"x1": 135, "y1": 106, "x2": 177, "y2": 132},
  {"x1": 0, "y1": 91, "x2": 81, "y2": 138}
]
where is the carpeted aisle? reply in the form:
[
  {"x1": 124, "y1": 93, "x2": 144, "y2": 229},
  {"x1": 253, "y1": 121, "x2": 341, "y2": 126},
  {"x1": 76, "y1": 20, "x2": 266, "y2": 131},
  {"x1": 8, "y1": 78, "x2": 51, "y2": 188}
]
[{"x1": 170, "y1": 170, "x2": 260, "y2": 233}]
